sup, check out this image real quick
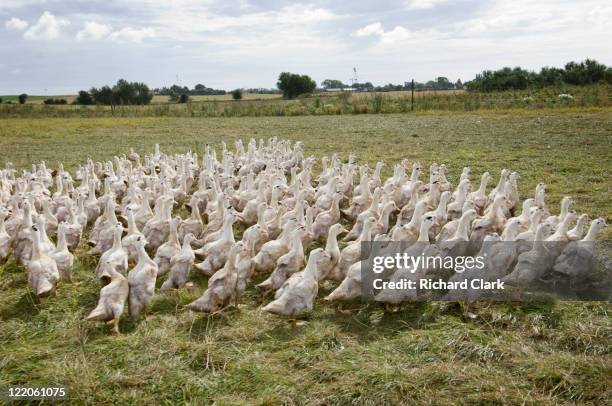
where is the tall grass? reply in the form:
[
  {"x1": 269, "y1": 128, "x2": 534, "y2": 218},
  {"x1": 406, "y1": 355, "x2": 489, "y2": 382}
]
[{"x1": 1, "y1": 84, "x2": 609, "y2": 119}]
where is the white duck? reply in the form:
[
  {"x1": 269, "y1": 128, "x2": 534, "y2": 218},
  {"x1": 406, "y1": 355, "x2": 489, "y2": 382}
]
[
  {"x1": 553, "y1": 218, "x2": 607, "y2": 277},
  {"x1": 86, "y1": 263, "x2": 129, "y2": 335},
  {"x1": 0, "y1": 208, "x2": 10, "y2": 265},
  {"x1": 153, "y1": 217, "x2": 181, "y2": 276},
  {"x1": 121, "y1": 206, "x2": 146, "y2": 262},
  {"x1": 96, "y1": 223, "x2": 129, "y2": 281},
  {"x1": 257, "y1": 227, "x2": 305, "y2": 292},
  {"x1": 27, "y1": 224, "x2": 60, "y2": 297},
  {"x1": 161, "y1": 234, "x2": 196, "y2": 290},
  {"x1": 186, "y1": 243, "x2": 241, "y2": 312},
  {"x1": 127, "y1": 237, "x2": 159, "y2": 319},
  {"x1": 51, "y1": 222, "x2": 74, "y2": 281},
  {"x1": 315, "y1": 223, "x2": 347, "y2": 281},
  {"x1": 194, "y1": 209, "x2": 236, "y2": 276},
  {"x1": 262, "y1": 248, "x2": 324, "y2": 321}
]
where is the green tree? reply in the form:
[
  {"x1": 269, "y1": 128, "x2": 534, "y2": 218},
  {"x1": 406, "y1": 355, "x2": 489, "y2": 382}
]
[
  {"x1": 18, "y1": 93, "x2": 28, "y2": 104},
  {"x1": 231, "y1": 89, "x2": 243, "y2": 100},
  {"x1": 563, "y1": 59, "x2": 608, "y2": 85},
  {"x1": 537, "y1": 67, "x2": 564, "y2": 86},
  {"x1": 277, "y1": 72, "x2": 316, "y2": 99},
  {"x1": 90, "y1": 86, "x2": 114, "y2": 105},
  {"x1": 321, "y1": 79, "x2": 347, "y2": 89},
  {"x1": 75, "y1": 90, "x2": 93, "y2": 105},
  {"x1": 178, "y1": 94, "x2": 189, "y2": 103}
]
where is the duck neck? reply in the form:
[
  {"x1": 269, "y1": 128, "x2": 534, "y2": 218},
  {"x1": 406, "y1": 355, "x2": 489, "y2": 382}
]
[
  {"x1": 583, "y1": 223, "x2": 600, "y2": 242},
  {"x1": 325, "y1": 228, "x2": 341, "y2": 254},
  {"x1": 127, "y1": 211, "x2": 138, "y2": 234},
  {"x1": 556, "y1": 216, "x2": 572, "y2": 235},
  {"x1": 408, "y1": 205, "x2": 424, "y2": 228},
  {"x1": 359, "y1": 221, "x2": 372, "y2": 242},
  {"x1": 181, "y1": 237, "x2": 193, "y2": 251},
  {"x1": 478, "y1": 176, "x2": 488, "y2": 196},
  {"x1": 380, "y1": 205, "x2": 393, "y2": 230},
  {"x1": 417, "y1": 221, "x2": 430, "y2": 242},
  {"x1": 31, "y1": 231, "x2": 43, "y2": 260},
  {"x1": 137, "y1": 243, "x2": 151, "y2": 265},
  {"x1": 222, "y1": 216, "x2": 234, "y2": 242},
  {"x1": 436, "y1": 196, "x2": 448, "y2": 217},
  {"x1": 533, "y1": 227, "x2": 547, "y2": 249},
  {"x1": 559, "y1": 200, "x2": 569, "y2": 220},
  {"x1": 112, "y1": 229, "x2": 122, "y2": 250},
  {"x1": 57, "y1": 226, "x2": 68, "y2": 251},
  {"x1": 257, "y1": 206, "x2": 267, "y2": 228},
  {"x1": 168, "y1": 221, "x2": 179, "y2": 245},
  {"x1": 303, "y1": 253, "x2": 318, "y2": 280},
  {"x1": 191, "y1": 202, "x2": 201, "y2": 221},
  {"x1": 570, "y1": 217, "x2": 586, "y2": 237},
  {"x1": 330, "y1": 196, "x2": 341, "y2": 217},
  {"x1": 292, "y1": 232, "x2": 304, "y2": 256},
  {"x1": 495, "y1": 173, "x2": 506, "y2": 192},
  {"x1": 455, "y1": 215, "x2": 471, "y2": 239},
  {"x1": 503, "y1": 225, "x2": 518, "y2": 242}
]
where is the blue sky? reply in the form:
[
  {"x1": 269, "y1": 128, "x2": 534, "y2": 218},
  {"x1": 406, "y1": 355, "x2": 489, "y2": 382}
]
[{"x1": 1, "y1": 0, "x2": 611, "y2": 94}]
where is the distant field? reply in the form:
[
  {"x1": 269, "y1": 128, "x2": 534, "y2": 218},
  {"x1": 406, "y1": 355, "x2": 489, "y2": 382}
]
[
  {"x1": 151, "y1": 93, "x2": 281, "y2": 103},
  {"x1": 0, "y1": 95, "x2": 76, "y2": 104},
  {"x1": 2, "y1": 84, "x2": 609, "y2": 118}
]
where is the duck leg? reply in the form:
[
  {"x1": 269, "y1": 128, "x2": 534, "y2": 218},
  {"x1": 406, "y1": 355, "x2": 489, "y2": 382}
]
[
  {"x1": 111, "y1": 318, "x2": 120, "y2": 335},
  {"x1": 336, "y1": 304, "x2": 352, "y2": 315}
]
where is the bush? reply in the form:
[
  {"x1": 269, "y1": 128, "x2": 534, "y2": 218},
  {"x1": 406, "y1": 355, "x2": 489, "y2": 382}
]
[
  {"x1": 75, "y1": 91, "x2": 94, "y2": 105},
  {"x1": 18, "y1": 94, "x2": 27, "y2": 104},
  {"x1": 232, "y1": 89, "x2": 243, "y2": 100},
  {"x1": 0, "y1": 97, "x2": 3, "y2": 104},
  {"x1": 80, "y1": 80, "x2": 153, "y2": 106},
  {"x1": 277, "y1": 72, "x2": 316, "y2": 99},
  {"x1": 178, "y1": 94, "x2": 190, "y2": 103},
  {"x1": 43, "y1": 98, "x2": 68, "y2": 105}
]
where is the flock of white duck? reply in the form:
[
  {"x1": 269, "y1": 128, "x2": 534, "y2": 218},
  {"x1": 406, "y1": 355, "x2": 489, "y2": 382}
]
[{"x1": 0, "y1": 139, "x2": 607, "y2": 334}]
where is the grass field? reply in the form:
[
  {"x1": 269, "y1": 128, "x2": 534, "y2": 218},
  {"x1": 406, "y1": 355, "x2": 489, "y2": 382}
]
[
  {"x1": 0, "y1": 110, "x2": 611, "y2": 404},
  {"x1": 2, "y1": 85, "x2": 609, "y2": 120}
]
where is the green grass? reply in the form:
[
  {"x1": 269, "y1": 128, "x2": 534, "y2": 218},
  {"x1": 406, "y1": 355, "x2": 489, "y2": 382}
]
[{"x1": 0, "y1": 110, "x2": 611, "y2": 404}]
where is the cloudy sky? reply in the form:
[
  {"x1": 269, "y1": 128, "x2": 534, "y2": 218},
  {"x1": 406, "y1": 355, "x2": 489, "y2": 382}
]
[{"x1": 1, "y1": 0, "x2": 611, "y2": 94}]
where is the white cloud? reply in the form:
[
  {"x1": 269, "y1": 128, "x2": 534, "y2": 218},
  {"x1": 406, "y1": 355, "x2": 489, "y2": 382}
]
[
  {"x1": 23, "y1": 11, "x2": 68, "y2": 40},
  {"x1": 109, "y1": 27, "x2": 156, "y2": 43},
  {"x1": 5, "y1": 17, "x2": 28, "y2": 30},
  {"x1": 354, "y1": 22, "x2": 384, "y2": 37},
  {"x1": 354, "y1": 23, "x2": 415, "y2": 44},
  {"x1": 405, "y1": 0, "x2": 447, "y2": 10},
  {"x1": 76, "y1": 21, "x2": 112, "y2": 40}
]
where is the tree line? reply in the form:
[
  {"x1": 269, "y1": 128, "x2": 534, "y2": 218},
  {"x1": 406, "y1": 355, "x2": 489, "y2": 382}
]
[
  {"x1": 9, "y1": 58, "x2": 610, "y2": 106},
  {"x1": 320, "y1": 77, "x2": 461, "y2": 91},
  {"x1": 465, "y1": 59, "x2": 612, "y2": 92},
  {"x1": 154, "y1": 84, "x2": 226, "y2": 98}
]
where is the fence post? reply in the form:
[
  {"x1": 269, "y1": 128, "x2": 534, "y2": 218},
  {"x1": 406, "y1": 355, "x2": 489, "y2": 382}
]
[{"x1": 411, "y1": 79, "x2": 415, "y2": 111}]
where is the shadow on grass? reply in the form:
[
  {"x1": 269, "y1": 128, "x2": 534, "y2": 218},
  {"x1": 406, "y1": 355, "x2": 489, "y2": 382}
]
[{"x1": 0, "y1": 291, "x2": 41, "y2": 321}]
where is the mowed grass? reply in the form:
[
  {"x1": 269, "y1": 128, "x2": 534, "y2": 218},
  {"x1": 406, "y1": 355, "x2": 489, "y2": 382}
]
[{"x1": 0, "y1": 110, "x2": 611, "y2": 404}]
